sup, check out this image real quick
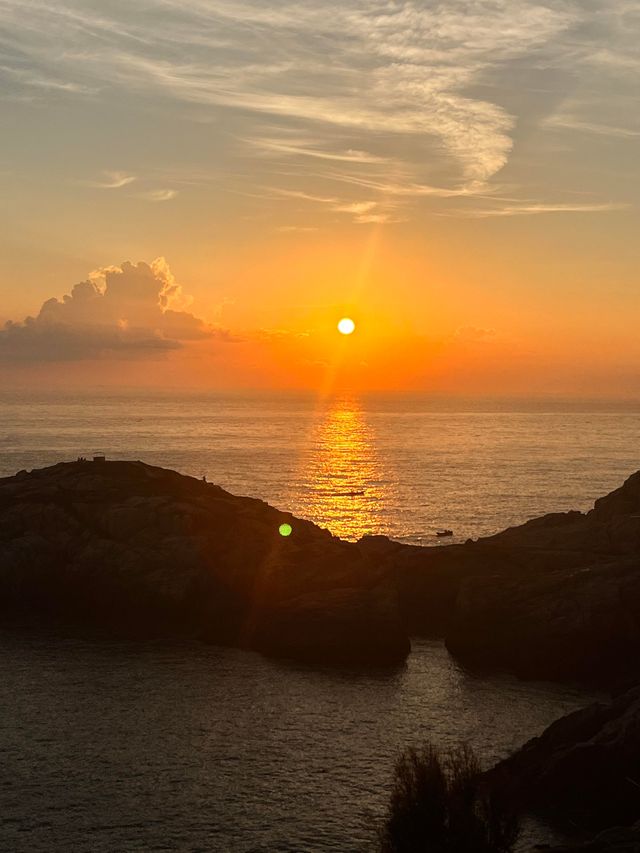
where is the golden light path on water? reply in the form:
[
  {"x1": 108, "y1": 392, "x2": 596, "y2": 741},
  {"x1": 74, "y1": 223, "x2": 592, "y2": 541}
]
[{"x1": 291, "y1": 396, "x2": 392, "y2": 541}]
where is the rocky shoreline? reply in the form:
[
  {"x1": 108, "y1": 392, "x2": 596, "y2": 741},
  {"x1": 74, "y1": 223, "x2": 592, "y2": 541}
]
[
  {"x1": 369, "y1": 469, "x2": 640, "y2": 688},
  {"x1": 4, "y1": 459, "x2": 640, "y2": 684},
  {"x1": 0, "y1": 460, "x2": 409, "y2": 665},
  {"x1": 3, "y1": 459, "x2": 640, "y2": 847},
  {"x1": 486, "y1": 684, "x2": 640, "y2": 849}
]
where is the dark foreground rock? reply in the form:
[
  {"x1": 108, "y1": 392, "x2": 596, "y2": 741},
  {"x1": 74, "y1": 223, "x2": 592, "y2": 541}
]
[
  {"x1": 444, "y1": 552, "x2": 640, "y2": 683},
  {"x1": 487, "y1": 686, "x2": 640, "y2": 834},
  {"x1": 537, "y1": 822, "x2": 640, "y2": 852},
  {"x1": 367, "y1": 470, "x2": 640, "y2": 685},
  {"x1": 5, "y1": 460, "x2": 640, "y2": 682},
  {"x1": 0, "y1": 460, "x2": 409, "y2": 666}
]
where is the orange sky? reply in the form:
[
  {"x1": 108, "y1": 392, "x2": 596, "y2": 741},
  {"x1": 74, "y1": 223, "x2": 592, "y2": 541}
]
[{"x1": 1, "y1": 1, "x2": 639, "y2": 398}]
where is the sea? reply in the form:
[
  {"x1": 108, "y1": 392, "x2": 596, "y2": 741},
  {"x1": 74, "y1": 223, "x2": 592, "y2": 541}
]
[{"x1": 1, "y1": 390, "x2": 638, "y2": 852}]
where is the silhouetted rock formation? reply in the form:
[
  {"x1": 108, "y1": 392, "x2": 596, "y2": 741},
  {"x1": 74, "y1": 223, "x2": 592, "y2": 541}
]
[
  {"x1": 5, "y1": 460, "x2": 640, "y2": 682},
  {"x1": 537, "y1": 822, "x2": 640, "y2": 851},
  {"x1": 367, "y1": 471, "x2": 640, "y2": 685},
  {"x1": 0, "y1": 461, "x2": 409, "y2": 666},
  {"x1": 487, "y1": 685, "x2": 640, "y2": 838}
]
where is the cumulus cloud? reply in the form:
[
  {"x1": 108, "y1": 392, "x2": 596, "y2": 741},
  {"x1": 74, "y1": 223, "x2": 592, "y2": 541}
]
[{"x1": 0, "y1": 259, "x2": 229, "y2": 362}]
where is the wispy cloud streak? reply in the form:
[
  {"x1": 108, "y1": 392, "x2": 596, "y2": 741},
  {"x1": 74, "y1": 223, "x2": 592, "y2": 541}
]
[
  {"x1": 85, "y1": 171, "x2": 137, "y2": 189},
  {"x1": 0, "y1": 0, "x2": 636, "y2": 219},
  {"x1": 451, "y1": 202, "x2": 629, "y2": 218}
]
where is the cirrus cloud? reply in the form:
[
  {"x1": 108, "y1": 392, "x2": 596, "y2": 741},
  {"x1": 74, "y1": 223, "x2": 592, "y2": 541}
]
[
  {"x1": 0, "y1": 0, "x2": 573, "y2": 198},
  {"x1": 0, "y1": 0, "x2": 636, "y2": 222}
]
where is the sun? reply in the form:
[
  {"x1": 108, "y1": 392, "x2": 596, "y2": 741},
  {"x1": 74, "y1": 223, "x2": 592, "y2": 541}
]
[{"x1": 337, "y1": 317, "x2": 356, "y2": 335}]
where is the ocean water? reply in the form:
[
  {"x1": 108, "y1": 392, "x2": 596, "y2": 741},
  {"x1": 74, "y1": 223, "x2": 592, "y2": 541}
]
[
  {"x1": 0, "y1": 634, "x2": 597, "y2": 853},
  {"x1": 0, "y1": 391, "x2": 632, "y2": 851},
  {"x1": 1, "y1": 391, "x2": 638, "y2": 543}
]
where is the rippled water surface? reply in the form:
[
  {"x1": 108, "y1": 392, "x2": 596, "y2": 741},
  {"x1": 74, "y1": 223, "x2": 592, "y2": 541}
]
[
  {"x1": 1, "y1": 391, "x2": 638, "y2": 544},
  {"x1": 0, "y1": 634, "x2": 598, "y2": 853},
  {"x1": 0, "y1": 391, "x2": 630, "y2": 851}
]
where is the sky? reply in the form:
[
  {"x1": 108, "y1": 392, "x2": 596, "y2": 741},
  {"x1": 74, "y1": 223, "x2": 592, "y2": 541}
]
[{"x1": 0, "y1": 0, "x2": 639, "y2": 395}]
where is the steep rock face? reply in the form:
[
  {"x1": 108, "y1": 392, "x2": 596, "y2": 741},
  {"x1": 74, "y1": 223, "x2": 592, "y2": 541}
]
[
  {"x1": 488, "y1": 686, "x2": 640, "y2": 832},
  {"x1": 538, "y1": 823, "x2": 640, "y2": 852},
  {"x1": 379, "y1": 470, "x2": 640, "y2": 684},
  {"x1": 6, "y1": 461, "x2": 640, "y2": 681},
  {"x1": 592, "y1": 471, "x2": 640, "y2": 524},
  {"x1": 445, "y1": 557, "x2": 640, "y2": 682},
  {"x1": 0, "y1": 461, "x2": 409, "y2": 666}
]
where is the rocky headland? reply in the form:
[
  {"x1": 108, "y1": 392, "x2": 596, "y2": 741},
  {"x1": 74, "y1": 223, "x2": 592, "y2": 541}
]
[
  {"x1": 3, "y1": 459, "x2": 640, "y2": 845},
  {"x1": 486, "y1": 683, "x2": 640, "y2": 851},
  {"x1": 538, "y1": 824, "x2": 640, "y2": 852},
  {"x1": 365, "y1": 470, "x2": 640, "y2": 686},
  {"x1": 0, "y1": 460, "x2": 409, "y2": 666},
  {"x1": 3, "y1": 459, "x2": 640, "y2": 682},
  {"x1": 493, "y1": 684, "x2": 640, "y2": 827}
]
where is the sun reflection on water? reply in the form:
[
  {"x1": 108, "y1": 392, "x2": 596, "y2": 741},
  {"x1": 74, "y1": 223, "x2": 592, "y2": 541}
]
[{"x1": 292, "y1": 396, "x2": 391, "y2": 541}]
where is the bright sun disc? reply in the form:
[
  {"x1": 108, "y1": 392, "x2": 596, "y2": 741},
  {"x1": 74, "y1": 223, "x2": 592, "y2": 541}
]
[{"x1": 338, "y1": 317, "x2": 355, "y2": 335}]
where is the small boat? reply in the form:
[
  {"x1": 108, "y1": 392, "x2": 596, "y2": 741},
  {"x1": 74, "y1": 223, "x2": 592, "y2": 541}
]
[{"x1": 436, "y1": 529, "x2": 453, "y2": 537}]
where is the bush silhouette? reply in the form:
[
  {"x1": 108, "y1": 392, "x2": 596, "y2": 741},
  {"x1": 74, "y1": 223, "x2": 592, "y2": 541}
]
[{"x1": 379, "y1": 742, "x2": 519, "y2": 853}]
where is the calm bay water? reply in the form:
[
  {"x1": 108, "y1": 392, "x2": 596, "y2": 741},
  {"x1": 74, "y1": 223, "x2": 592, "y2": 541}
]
[
  {"x1": 1, "y1": 634, "x2": 596, "y2": 853},
  {"x1": 0, "y1": 391, "x2": 633, "y2": 851}
]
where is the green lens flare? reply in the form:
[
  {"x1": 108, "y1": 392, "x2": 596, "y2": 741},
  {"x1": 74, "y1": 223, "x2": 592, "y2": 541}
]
[{"x1": 279, "y1": 523, "x2": 293, "y2": 537}]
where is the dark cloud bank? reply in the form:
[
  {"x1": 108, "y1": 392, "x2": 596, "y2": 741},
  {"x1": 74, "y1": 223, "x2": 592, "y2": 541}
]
[{"x1": 0, "y1": 260, "x2": 229, "y2": 362}]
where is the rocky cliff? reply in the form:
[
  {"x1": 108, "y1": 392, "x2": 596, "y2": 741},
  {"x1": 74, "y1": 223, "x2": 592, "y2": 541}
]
[
  {"x1": 4, "y1": 460, "x2": 640, "y2": 683},
  {"x1": 0, "y1": 460, "x2": 410, "y2": 666},
  {"x1": 367, "y1": 471, "x2": 640, "y2": 685},
  {"x1": 487, "y1": 684, "x2": 640, "y2": 843},
  {"x1": 538, "y1": 824, "x2": 640, "y2": 852}
]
